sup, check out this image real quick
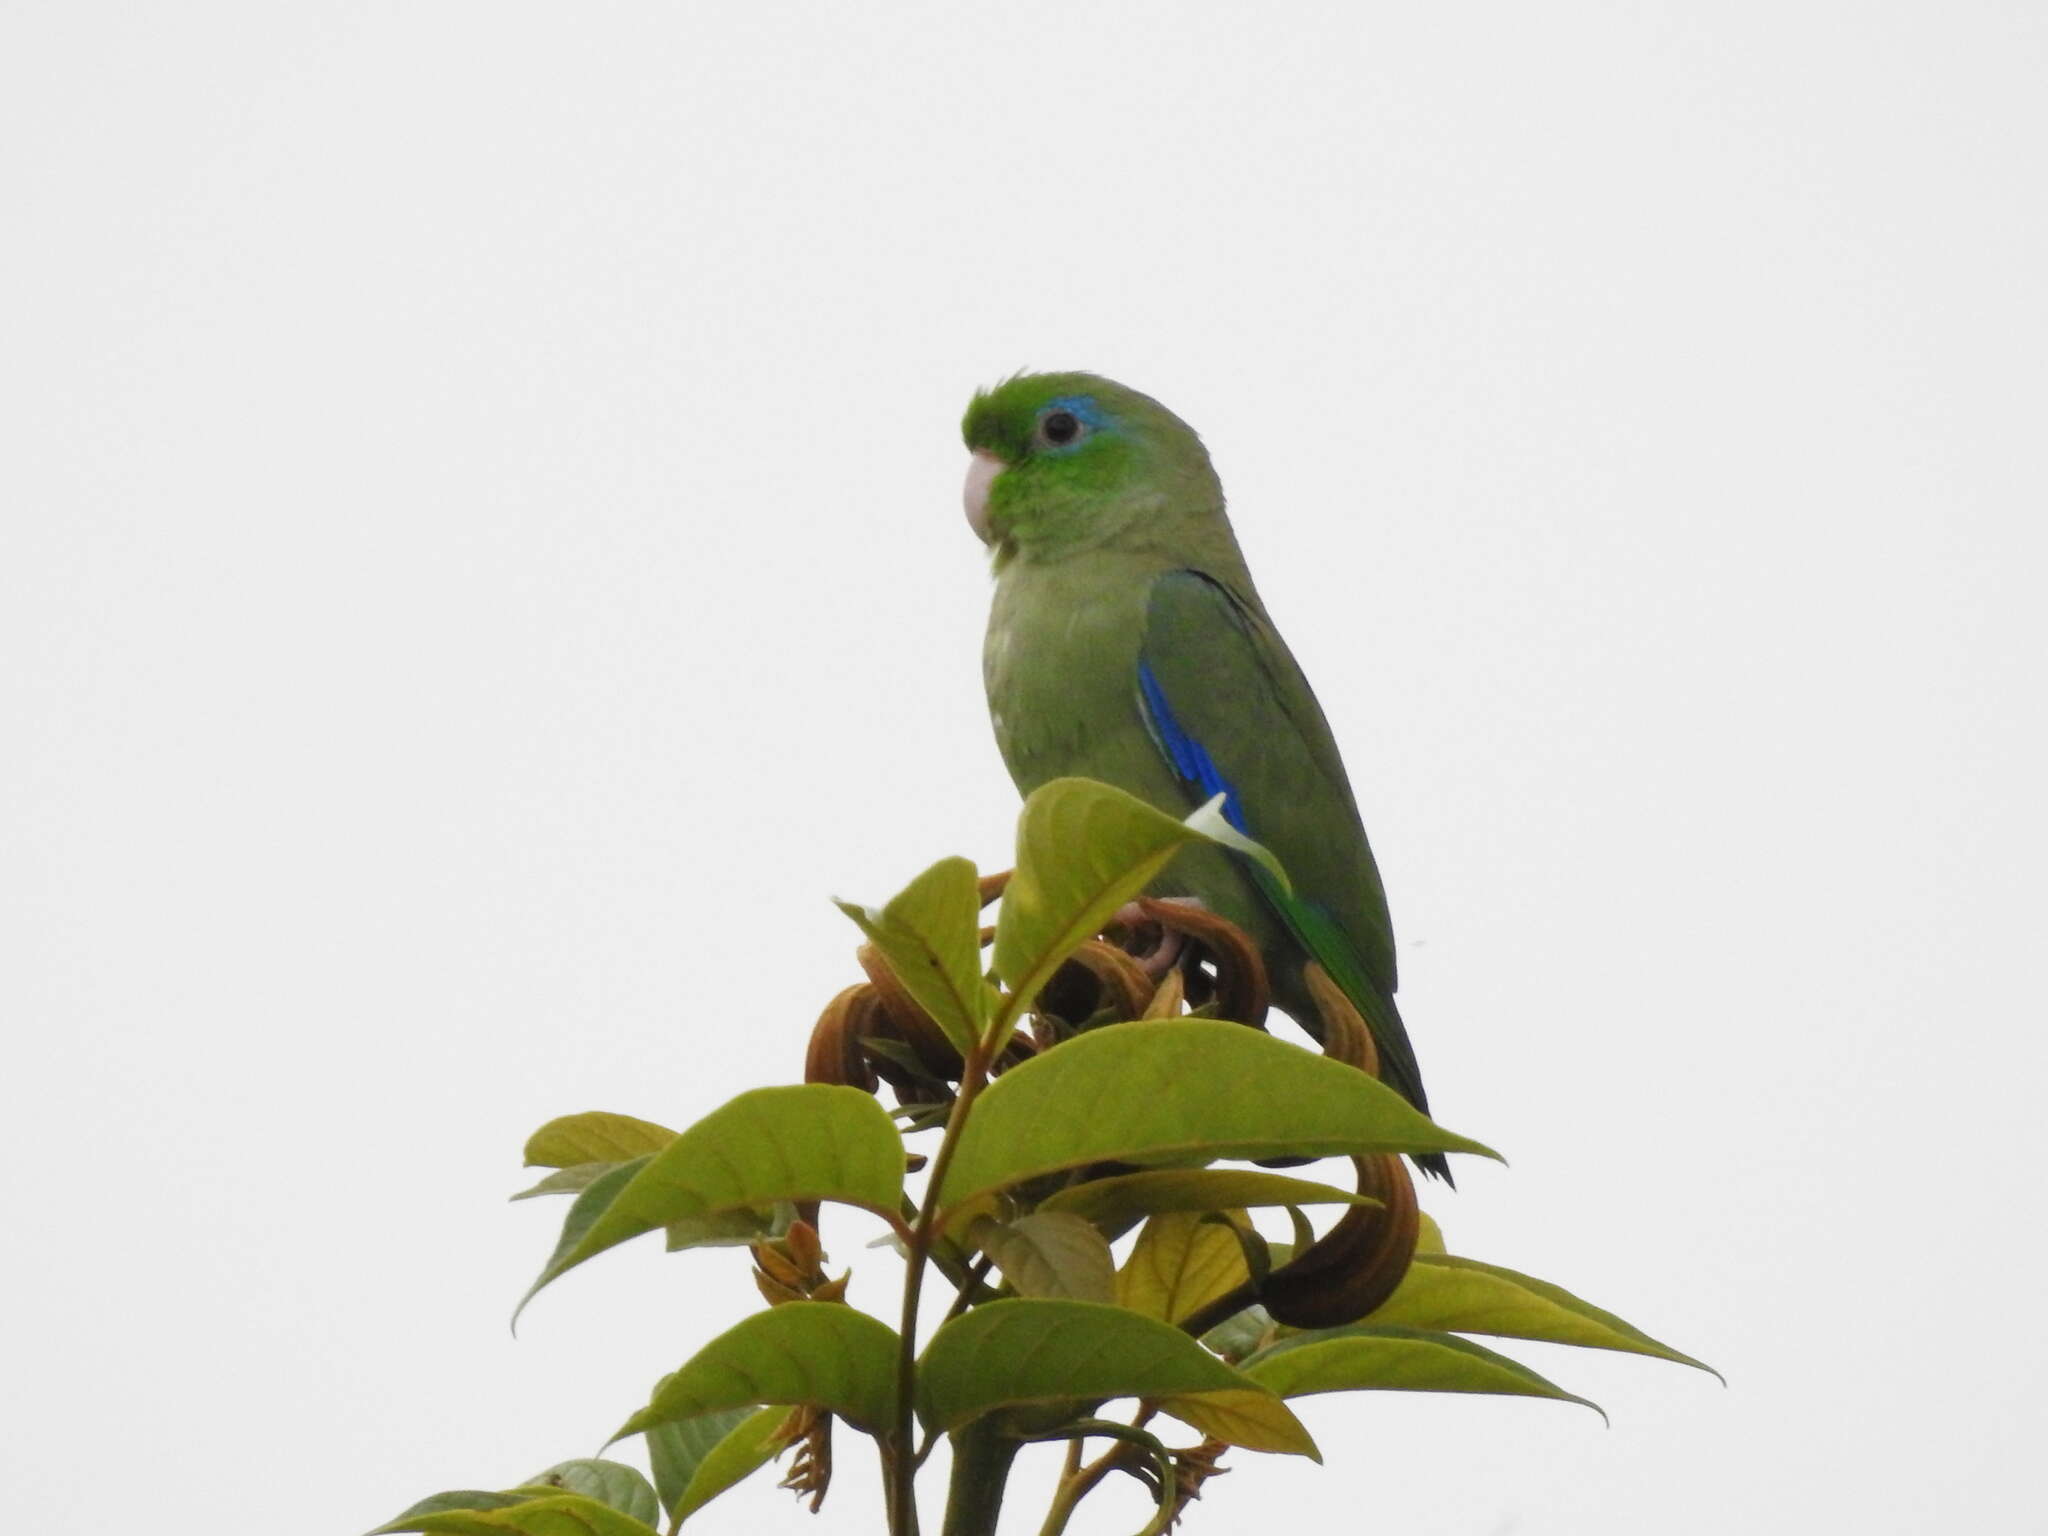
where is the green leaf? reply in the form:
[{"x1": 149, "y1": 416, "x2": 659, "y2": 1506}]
[
  {"x1": 524, "y1": 1112, "x2": 676, "y2": 1168},
  {"x1": 1040, "y1": 1168, "x2": 1374, "y2": 1232},
  {"x1": 646, "y1": 1407, "x2": 755, "y2": 1517},
  {"x1": 668, "y1": 1407, "x2": 795, "y2": 1524},
  {"x1": 516, "y1": 1462, "x2": 658, "y2": 1524},
  {"x1": 615, "y1": 1303, "x2": 901, "y2": 1438},
  {"x1": 968, "y1": 1212, "x2": 1116, "y2": 1301},
  {"x1": 1201, "y1": 1302, "x2": 1278, "y2": 1362},
  {"x1": 665, "y1": 1203, "x2": 792, "y2": 1252},
  {"x1": 511, "y1": 1163, "x2": 620, "y2": 1201},
  {"x1": 1242, "y1": 1323, "x2": 1604, "y2": 1419},
  {"x1": 518, "y1": 1086, "x2": 904, "y2": 1318},
  {"x1": 368, "y1": 1492, "x2": 529, "y2": 1529},
  {"x1": 862, "y1": 1034, "x2": 947, "y2": 1081},
  {"x1": 835, "y1": 855, "x2": 986, "y2": 1056},
  {"x1": 372, "y1": 1460, "x2": 671, "y2": 1531},
  {"x1": 1416, "y1": 1211, "x2": 1446, "y2": 1255},
  {"x1": 935, "y1": 1019, "x2": 1498, "y2": 1220},
  {"x1": 916, "y1": 1298, "x2": 1313, "y2": 1456},
  {"x1": 1376, "y1": 1255, "x2": 1720, "y2": 1377},
  {"x1": 1281, "y1": 1205, "x2": 1315, "y2": 1258},
  {"x1": 666, "y1": 1406, "x2": 796, "y2": 1524},
  {"x1": 367, "y1": 1491, "x2": 661, "y2": 1535},
  {"x1": 521, "y1": 1157, "x2": 651, "y2": 1313},
  {"x1": 992, "y1": 780, "x2": 1285, "y2": 1039},
  {"x1": 1115, "y1": 1211, "x2": 1249, "y2": 1324}
]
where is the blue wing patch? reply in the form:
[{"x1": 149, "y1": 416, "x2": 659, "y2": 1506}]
[{"x1": 1137, "y1": 660, "x2": 1252, "y2": 834}]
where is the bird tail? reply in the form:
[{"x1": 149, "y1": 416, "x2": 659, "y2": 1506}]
[
  {"x1": 1247, "y1": 867, "x2": 1454, "y2": 1185},
  {"x1": 1346, "y1": 982, "x2": 1450, "y2": 1182}
]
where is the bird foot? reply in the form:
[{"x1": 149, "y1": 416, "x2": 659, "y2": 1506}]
[{"x1": 1113, "y1": 896, "x2": 1208, "y2": 979}]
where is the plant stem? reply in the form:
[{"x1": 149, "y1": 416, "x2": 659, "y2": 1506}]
[
  {"x1": 940, "y1": 1416, "x2": 1023, "y2": 1536},
  {"x1": 1035, "y1": 1437, "x2": 1095, "y2": 1536},
  {"x1": 941, "y1": 1255, "x2": 995, "y2": 1325},
  {"x1": 1034, "y1": 1409, "x2": 1160, "y2": 1536},
  {"x1": 881, "y1": 1437, "x2": 915, "y2": 1536},
  {"x1": 1175, "y1": 1279, "x2": 1260, "y2": 1341},
  {"x1": 1035, "y1": 1467, "x2": 1092, "y2": 1536},
  {"x1": 889, "y1": 1041, "x2": 994, "y2": 1536}
]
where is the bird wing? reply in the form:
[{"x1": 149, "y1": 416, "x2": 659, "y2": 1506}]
[{"x1": 1136, "y1": 568, "x2": 1431, "y2": 1116}]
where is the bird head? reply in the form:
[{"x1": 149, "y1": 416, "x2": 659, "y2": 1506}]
[{"x1": 960, "y1": 372, "x2": 1226, "y2": 564}]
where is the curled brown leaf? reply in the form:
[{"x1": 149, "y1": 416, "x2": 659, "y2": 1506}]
[
  {"x1": 1261, "y1": 1153, "x2": 1419, "y2": 1328},
  {"x1": 805, "y1": 984, "x2": 882, "y2": 1093},
  {"x1": 1302, "y1": 961, "x2": 1380, "y2": 1080},
  {"x1": 1137, "y1": 898, "x2": 1269, "y2": 1030},
  {"x1": 858, "y1": 943, "x2": 966, "y2": 1079},
  {"x1": 1039, "y1": 938, "x2": 1155, "y2": 1027}
]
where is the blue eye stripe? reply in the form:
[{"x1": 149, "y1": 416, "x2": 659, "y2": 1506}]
[
  {"x1": 1042, "y1": 395, "x2": 1105, "y2": 428},
  {"x1": 1038, "y1": 395, "x2": 1107, "y2": 452}
]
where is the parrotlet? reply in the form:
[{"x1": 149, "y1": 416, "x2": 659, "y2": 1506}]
[{"x1": 963, "y1": 372, "x2": 1449, "y2": 1181}]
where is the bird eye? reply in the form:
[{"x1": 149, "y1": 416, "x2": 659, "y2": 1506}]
[{"x1": 1041, "y1": 409, "x2": 1082, "y2": 447}]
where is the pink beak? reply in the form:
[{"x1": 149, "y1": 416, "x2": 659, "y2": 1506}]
[{"x1": 963, "y1": 451, "x2": 1004, "y2": 543}]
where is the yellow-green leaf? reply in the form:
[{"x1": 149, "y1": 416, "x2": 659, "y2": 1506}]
[
  {"x1": 992, "y1": 780, "x2": 1285, "y2": 1043},
  {"x1": 917, "y1": 1299, "x2": 1311, "y2": 1455},
  {"x1": 1157, "y1": 1386, "x2": 1320, "y2": 1458},
  {"x1": 969, "y1": 1211, "x2": 1116, "y2": 1301},
  {"x1": 524, "y1": 1112, "x2": 676, "y2": 1169},
  {"x1": 1416, "y1": 1211, "x2": 1446, "y2": 1255},
  {"x1": 515, "y1": 1461, "x2": 657, "y2": 1525},
  {"x1": 1116, "y1": 1211, "x2": 1249, "y2": 1324},
  {"x1": 935, "y1": 1020, "x2": 1497, "y2": 1220},
  {"x1": 1242, "y1": 1323, "x2": 1604, "y2": 1419},
  {"x1": 835, "y1": 855, "x2": 986, "y2": 1056},
  {"x1": 518, "y1": 1086, "x2": 903, "y2": 1319},
  {"x1": 1041, "y1": 1168, "x2": 1373, "y2": 1232},
  {"x1": 367, "y1": 1491, "x2": 660, "y2": 1535},
  {"x1": 1375, "y1": 1255, "x2": 1719, "y2": 1376},
  {"x1": 615, "y1": 1303, "x2": 900, "y2": 1438}
]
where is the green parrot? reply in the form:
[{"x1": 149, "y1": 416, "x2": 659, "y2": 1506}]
[{"x1": 963, "y1": 371, "x2": 1449, "y2": 1182}]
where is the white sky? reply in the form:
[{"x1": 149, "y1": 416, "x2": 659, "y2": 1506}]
[{"x1": 5, "y1": 5, "x2": 2044, "y2": 1533}]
